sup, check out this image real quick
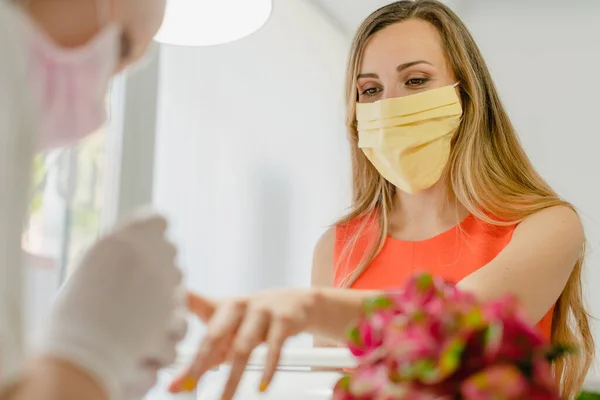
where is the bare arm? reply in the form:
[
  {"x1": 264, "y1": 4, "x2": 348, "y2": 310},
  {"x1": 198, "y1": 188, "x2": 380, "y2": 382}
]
[
  {"x1": 457, "y1": 205, "x2": 584, "y2": 324},
  {"x1": 0, "y1": 25, "x2": 104, "y2": 400},
  {"x1": 310, "y1": 228, "x2": 338, "y2": 347},
  {"x1": 310, "y1": 227, "x2": 378, "y2": 344},
  {"x1": 307, "y1": 287, "x2": 375, "y2": 342},
  {"x1": 1, "y1": 357, "x2": 107, "y2": 400},
  {"x1": 307, "y1": 206, "x2": 582, "y2": 342}
]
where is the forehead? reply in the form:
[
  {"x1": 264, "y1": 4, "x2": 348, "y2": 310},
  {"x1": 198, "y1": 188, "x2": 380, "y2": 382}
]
[{"x1": 359, "y1": 19, "x2": 447, "y2": 73}]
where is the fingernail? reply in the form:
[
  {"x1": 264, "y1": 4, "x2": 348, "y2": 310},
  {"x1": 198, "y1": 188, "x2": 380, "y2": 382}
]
[
  {"x1": 180, "y1": 377, "x2": 197, "y2": 392},
  {"x1": 259, "y1": 381, "x2": 269, "y2": 392}
]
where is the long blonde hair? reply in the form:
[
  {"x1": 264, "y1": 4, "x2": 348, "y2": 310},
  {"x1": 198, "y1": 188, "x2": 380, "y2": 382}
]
[{"x1": 336, "y1": 0, "x2": 593, "y2": 396}]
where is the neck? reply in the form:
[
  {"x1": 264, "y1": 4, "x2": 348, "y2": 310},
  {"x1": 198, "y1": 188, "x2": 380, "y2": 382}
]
[
  {"x1": 389, "y1": 180, "x2": 469, "y2": 239},
  {"x1": 21, "y1": 0, "x2": 102, "y2": 48}
]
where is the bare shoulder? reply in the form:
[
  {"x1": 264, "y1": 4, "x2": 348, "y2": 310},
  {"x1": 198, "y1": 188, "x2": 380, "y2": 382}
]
[
  {"x1": 314, "y1": 226, "x2": 336, "y2": 259},
  {"x1": 458, "y1": 205, "x2": 584, "y2": 323},
  {"x1": 510, "y1": 204, "x2": 584, "y2": 275},
  {"x1": 311, "y1": 226, "x2": 337, "y2": 287},
  {"x1": 517, "y1": 204, "x2": 584, "y2": 246}
]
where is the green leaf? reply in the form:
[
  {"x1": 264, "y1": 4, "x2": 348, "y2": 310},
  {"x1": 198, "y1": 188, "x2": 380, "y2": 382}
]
[
  {"x1": 414, "y1": 358, "x2": 438, "y2": 381},
  {"x1": 416, "y1": 273, "x2": 434, "y2": 291},
  {"x1": 347, "y1": 326, "x2": 361, "y2": 345},
  {"x1": 363, "y1": 295, "x2": 394, "y2": 316},
  {"x1": 576, "y1": 391, "x2": 600, "y2": 400},
  {"x1": 439, "y1": 337, "x2": 466, "y2": 377},
  {"x1": 336, "y1": 375, "x2": 351, "y2": 390},
  {"x1": 544, "y1": 343, "x2": 577, "y2": 362},
  {"x1": 463, "y1": 307, "x2": 486, "y2": 329}
]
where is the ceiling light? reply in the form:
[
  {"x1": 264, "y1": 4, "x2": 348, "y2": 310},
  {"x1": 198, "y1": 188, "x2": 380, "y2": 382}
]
[{"x1": 155, "y1": 0, "x2": 273, "y2": 47}]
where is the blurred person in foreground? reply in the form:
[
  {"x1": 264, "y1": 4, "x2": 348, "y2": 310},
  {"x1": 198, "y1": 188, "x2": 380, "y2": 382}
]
[{"x1": 0, "y1": 1, "x2": 188, "y2": 399}]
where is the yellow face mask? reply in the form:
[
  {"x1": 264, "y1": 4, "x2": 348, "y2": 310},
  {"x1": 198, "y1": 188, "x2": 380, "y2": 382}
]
[{"x1": 356, "y1": 83, "x2": 462, "y2": 194}]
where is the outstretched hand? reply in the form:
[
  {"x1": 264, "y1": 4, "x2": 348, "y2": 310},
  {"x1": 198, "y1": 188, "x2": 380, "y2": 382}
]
[{"x1": 169, "y1": 289, "x2": 317, "y2": 399}]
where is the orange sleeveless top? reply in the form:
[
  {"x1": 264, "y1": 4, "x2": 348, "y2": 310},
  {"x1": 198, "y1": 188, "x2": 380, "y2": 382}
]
[{"x1": 333, "y1": 214, "x2": 554, "y2": 341}]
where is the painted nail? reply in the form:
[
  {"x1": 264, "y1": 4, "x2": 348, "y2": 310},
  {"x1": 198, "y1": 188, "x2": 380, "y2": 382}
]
[
  {"x1": 259, "y1": 381, "x2": 269, "y2": 392},
  {"x1": 180, "y1": 377, "x2": 197, "y2": 392}
]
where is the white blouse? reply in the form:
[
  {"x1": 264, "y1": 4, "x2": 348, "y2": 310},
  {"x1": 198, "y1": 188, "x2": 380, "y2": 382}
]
[{"x1": 0, "y1": 0, "x2": 38, "y2": 390}]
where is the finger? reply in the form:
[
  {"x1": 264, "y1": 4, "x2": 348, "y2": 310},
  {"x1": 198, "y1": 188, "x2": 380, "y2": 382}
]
[
  {"x1": 167, "y1": 306, "x2": 188, "y2": 343},
  {"x1": 139, "y1": 247, "x2": 180, "y2": 295},
  {"x1": 118, "y1": 212, "x2": 171, "y2": 255},
  {"x1": 154, "y1": 258, "x2": 181, "y2": 290},
  {"x1": 167, "y1": 340, "x2": 228, "y2": 393},
  {"x1": 130, "y1": 208, "x2": 168, "y2": 232},
  {"x1": 221, "y1": 308, "x2": 269, "y2": 400},
  {"x1": 168, "y1": 331, "x2": 232, "y2": 393},
  {"x1": 143, "y1": 337, "x2": 179, "y2": 369},
  {"x1": 170, "y1": 265, "x2": 183, "y2": 287},
  {"x1": 119, "y1": 210, "x2": 168, "y2": 237},
  {"x1": 141, "y1": 309, "x2": 185, "y2": 374},
  {"x1": 147, "y1": 238, "x2": 178, "y2": 271},
  {"x1": 167, "y1": 339, "x2": 230, "y2": 393},
  {"x1": 189, "y1": 303, "x2": 242, "y2": 376},
  {"x1": 124, "y1": 365, "x2": 160, "y2": 398},
  {"x1": 260, "y1": 318, "x2": 289, "y2": 392},
  {"x1": 186, "y1": 292, "x2": 217, "y2": 322},
  {"x1": 169, "y1": 301, "x2": 245, "y2": 393},
  {"x1": 161, "y1": 240, "x2": 178, "y2": 264}
]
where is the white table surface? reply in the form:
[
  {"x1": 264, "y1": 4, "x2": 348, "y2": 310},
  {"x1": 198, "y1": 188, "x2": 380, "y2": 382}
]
[{"x1": 143, "y1": 370, "x2": 197, "y2": 400}]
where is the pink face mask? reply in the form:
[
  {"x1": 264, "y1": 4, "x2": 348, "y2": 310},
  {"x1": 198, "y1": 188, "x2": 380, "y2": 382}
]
[{"x1": 16, "y1": 4, "x2": 120, "y2": 150}]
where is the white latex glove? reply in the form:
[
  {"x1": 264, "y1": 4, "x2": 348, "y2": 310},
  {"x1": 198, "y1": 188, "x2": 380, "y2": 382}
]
[
  {"x1": 121, "y1": 301, "x2": 188, "y2": 399},
  {"x1": 39, "y1": 212, "x2": 187, "y2": 400}
]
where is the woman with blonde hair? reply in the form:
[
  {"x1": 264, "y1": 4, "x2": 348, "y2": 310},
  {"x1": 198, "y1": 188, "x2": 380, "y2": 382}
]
[
  {"x1": 172, "y1": 1, "x2": 593, "y2": 398},
  {"x1": 0, "y1": 1, "x2": 186, "y2": 399}
]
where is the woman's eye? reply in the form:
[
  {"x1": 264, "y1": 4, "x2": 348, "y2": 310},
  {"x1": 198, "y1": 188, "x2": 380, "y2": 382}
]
[
  {"x1": 361, "y1": 87, "x2": 380, "y2": 97},
  {"x1": 406, "y1": 78, "x2": 429, "y2": 87}
]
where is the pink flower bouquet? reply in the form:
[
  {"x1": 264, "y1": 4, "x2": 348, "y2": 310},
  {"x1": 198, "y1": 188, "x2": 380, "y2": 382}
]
[{"x1": 333, "y1": 273, "x2": 570, "y2": 400}]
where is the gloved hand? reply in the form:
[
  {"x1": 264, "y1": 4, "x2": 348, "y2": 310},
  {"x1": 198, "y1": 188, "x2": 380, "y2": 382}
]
[
  {"x1": 120, "y1": 288, "x2": 188, "y2": 399},
  {"x1": 39, "y1": 212, "x2": 187, "y2": 400},
  {"x1": 120, "y1": 292, "x2": 188, "y2": 399}
]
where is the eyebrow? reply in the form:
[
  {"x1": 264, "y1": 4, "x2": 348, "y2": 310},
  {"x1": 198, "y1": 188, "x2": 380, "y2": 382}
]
[{"x1": 357, "y1": 60, "x2": 434, "y2": 79}]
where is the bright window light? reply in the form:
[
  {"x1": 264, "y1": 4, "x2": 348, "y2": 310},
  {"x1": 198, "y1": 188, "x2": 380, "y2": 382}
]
[{"x1": 154, "y1": 0, "x2": 273, "y2": 47}]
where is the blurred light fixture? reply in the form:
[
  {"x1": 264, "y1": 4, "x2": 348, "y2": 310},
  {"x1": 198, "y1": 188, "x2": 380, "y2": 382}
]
[{"x1": 154, "y1": 0, "x2": 273, "y2": 47}]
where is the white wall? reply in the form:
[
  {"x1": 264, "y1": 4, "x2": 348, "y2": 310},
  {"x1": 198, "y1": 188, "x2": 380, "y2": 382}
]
[
  {"x1": 458, "y1": 0, "x2": 600, "y2": 375},
  {"x1": 153, "y1": 0, "x2": 351, "y2": 348}
]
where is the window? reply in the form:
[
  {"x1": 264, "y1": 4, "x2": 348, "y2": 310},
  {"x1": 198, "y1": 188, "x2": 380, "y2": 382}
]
[
  {"x1": 22, "y1": 81, "x2": 124, "y2": 335},
  {"x1": 23, "y1": 131, "x2": 107, "y2": 276}
]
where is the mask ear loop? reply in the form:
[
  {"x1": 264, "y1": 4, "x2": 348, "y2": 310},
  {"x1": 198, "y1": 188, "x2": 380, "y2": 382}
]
[{"x1": 452, "y1": 82, "x2": 460, "y2": 88}]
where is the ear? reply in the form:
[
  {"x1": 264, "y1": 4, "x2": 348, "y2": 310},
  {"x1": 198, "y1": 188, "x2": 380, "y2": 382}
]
[{"x1": 186, "y1": 292, "x2": 217, "y2": 322}]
